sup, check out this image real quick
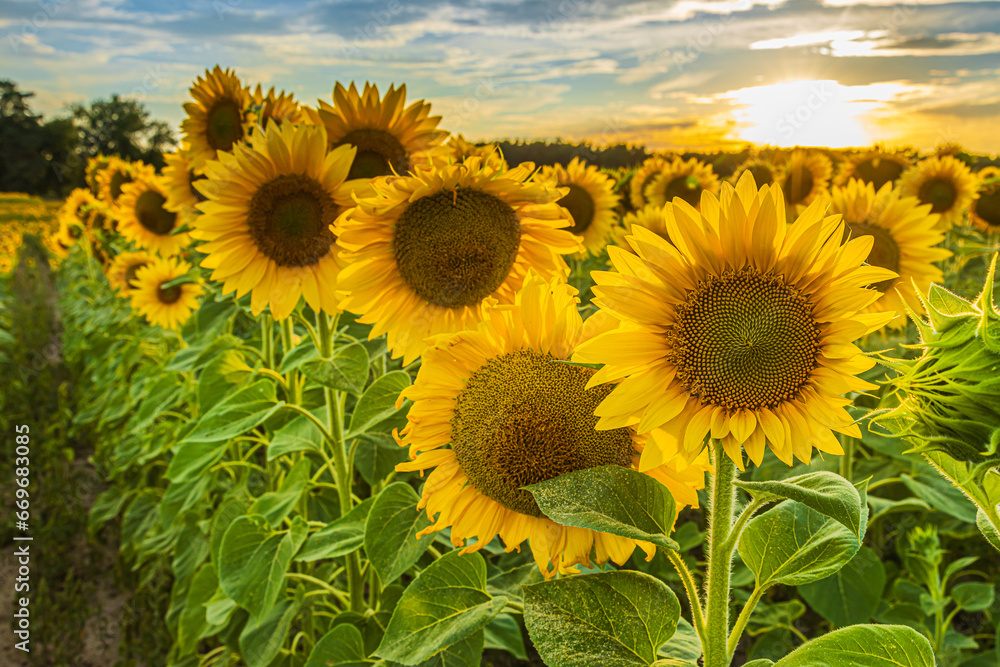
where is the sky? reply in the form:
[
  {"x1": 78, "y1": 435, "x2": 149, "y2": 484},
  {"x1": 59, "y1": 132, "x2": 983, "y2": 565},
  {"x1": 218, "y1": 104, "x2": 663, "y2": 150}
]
[{"x1": 2, "y1": 0, "x2": 999, "y2": 153}]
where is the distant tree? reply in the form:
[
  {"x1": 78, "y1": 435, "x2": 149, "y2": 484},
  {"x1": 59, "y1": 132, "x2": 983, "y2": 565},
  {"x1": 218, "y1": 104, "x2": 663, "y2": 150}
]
[
  {"x1": 68, "y1": 95, "x2": 175, "y2": 170},
  {"x1": 0, "y1": 80, "x2": 49, "y2": 193}
]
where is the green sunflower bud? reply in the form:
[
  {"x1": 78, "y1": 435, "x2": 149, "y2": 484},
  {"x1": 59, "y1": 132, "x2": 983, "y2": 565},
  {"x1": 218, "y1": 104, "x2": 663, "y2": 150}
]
[{"x1": 874, "y1": 255, "x2": 1000, "y2": 464}]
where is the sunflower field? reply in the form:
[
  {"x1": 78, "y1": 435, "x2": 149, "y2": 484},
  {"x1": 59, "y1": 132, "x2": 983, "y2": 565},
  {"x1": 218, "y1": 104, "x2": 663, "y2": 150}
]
[{"x1": 4, "y1": 66, "x2": 1000, "y2": 667}]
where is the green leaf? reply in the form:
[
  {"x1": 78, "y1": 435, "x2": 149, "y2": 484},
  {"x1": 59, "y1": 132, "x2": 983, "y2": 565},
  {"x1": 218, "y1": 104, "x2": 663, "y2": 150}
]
[
  {"x1": 210, "y1": 497, "x2": 247, "y2": 566},
  {"x1": 901, "y1": 473, "x2": 977, "y2": 523},
  {"x1": 657, "y1": 618, "x2": 701, "y2": 663},
  {"x1": 178, "y1": 379, "x2": 283, "y2": 445},
  {"x1": 354, "y1": 433, "x2": 409, "y2": 486},
  {"x1": 198, "y1": 349, "x2": 253, "y2": 412},
  {"x1": 297, "y1": 497, "x2": 374, "y2": 562},
  {"x1": 88, "y1": 487, "x2": 125, "y2": 535},
  {"x1": 743, "y1": 661, "x2": 775, "y2": 667},
  {"x1": 218, "y1": 515, "x2": 307, "y2": 620},
  {"x1": 484, "y1": 614, "x2": 527, "y2": 661},
  {"x1": 798, "y1": 546, "x2": 885, "y2": 627},
  {"x1": 772, "y1": 624, "x2": 934, "y2": 666},
  {"x1": 735, "y1": 471, "x2": 864, "y2": 538},
  {"x1": 376, "y1": 550, "x2": 507, "y2": 665},
  {"x1": 278, "y1": 339, "x2": 318, "y2": 374},
  {"x1": 249, "y1": 458, "x2": 311, "y2": 528},
  {"x1": 347, "y1": 371, "x2": 411, "y2": 437},
  {"x1": 177, "y1": 564, "x2": 222, "y2": 656},
  {"x1": 739, "y1": 500, "x2": 861, "y2": 588},
  {"x1": 131, "y1": 372, "x2": 183, "y2": 431},
  {"x1": 267, "y1": 408, "x2": 325, "y2": 461},
  {"x1": 301, "y1": 342, "x2": 370, "y2": 395},
  {"x1": 523, "y1": 570, "x2": 680, "y2": 667},
  {"x1": 952, "y1": 582, "x2": 995, "y2": 611},
  {"x1": 364, "y1": 482, "x2": 434, "y2": 586},
  {"x1": 525, "y1": 465, "x2": 679, "y2": 552},
  {"x1": 239, "y1": 597, "x2": 300, "y2": 667},
  {"x1": 306, "y1": 623, "x2": 374, "y2": 667},
  {"x1": 977, "y1": 508, "x2": 1000, "y2": 553}
]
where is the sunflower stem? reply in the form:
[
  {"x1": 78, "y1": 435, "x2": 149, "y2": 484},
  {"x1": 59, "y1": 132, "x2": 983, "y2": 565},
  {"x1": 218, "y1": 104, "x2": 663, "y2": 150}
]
[
  {"x1": 838, "y1": 432, "x2": 855, "y2": 480},
  {"x1": 665, "y1": 549, "x2": 706, "y2": 643},
  {"x1": 319, "y1": 312, "x2": 365, "y2": 613},
  {"x1": 703, "y1": 440, "x2": 738, "y2": 667},
  {"x1": 262, "y1": 313, "x2": 275, "y2": 369}
]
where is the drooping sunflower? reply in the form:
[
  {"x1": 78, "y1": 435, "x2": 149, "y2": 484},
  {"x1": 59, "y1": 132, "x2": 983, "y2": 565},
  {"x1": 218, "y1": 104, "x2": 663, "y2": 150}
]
[
  {"x1": 97, "y1": 157, "x2": 155, "y2": 210},
  {"x1": 59, "y1": 188, "x2": 97, "y2": 229},
  {"x1": 539, "y1": 158, "x2": 619, "y2": 257},
  {"x1": 629, "y1": 155, "x2": 672, "y2": 209},
  {"x1": 316, "y1": 82, "x2": 448, "y2": 188},
  {"x1": 574, "y1": 172, "x2": 895, "y2": 469},
  {"x1": 129, "y1": 256, "x2": 204, "y2": 330},
  {"x1": 395, "y1": 274, "x2": 711, "y2": 577},
  {"x1": 106, "y1": 250, "x2": 154, "y2": 293},
  {"x1": 642, "y1": 157, "x2": 720, "y2": 210},
  {"x1": 250, "y1": 84, "x2": 307, "y2": 131},
  {"x1": 162, "y1": 148, "x2": 206, "y2": 223},
  {"x1": 835, "y1": 150, "x2": 911, "y2": 190},
  {"x1": 970, "y1": 180, "x2": 1000, "y2": 233},
  {"x1": 192, "y1": 121, "x2": 356, "y2": 320},
  {"x1": 181, "y1": 66, "x2": 255, "y2": 171},
  {"x1": 898, "y1": 156, "x2": 979, "y2": 230},
  {"x1": 336, "y1": 156, "x2": 582, "y2": 364},
  {"x1": 116, "y1": 176, "x2": 190, "y2": 257},
  {"x1": 729, "y1": 157, "x2": 779, "y2": 187},
  {"x1": 828, "y1": 179, "x2": 950, "y2": 329},
  {"x1": 779, "y1": 150, "x2": 832, "y2": 217}
]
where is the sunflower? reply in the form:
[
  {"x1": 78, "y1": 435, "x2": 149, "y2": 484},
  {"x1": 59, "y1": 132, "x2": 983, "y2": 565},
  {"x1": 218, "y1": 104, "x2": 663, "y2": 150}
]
[
  {"x1": 55, "y1": 211, "x2": 86, "y2": 250},
  {"x1": 977, "y1": 166, "x2": 1000, "y2": 184},
  {"x1": 539, "y1": 158, "x2": 619, "y2": 257},
  {"x1": 779, "y1": 150, "x2": 832, "y2": 217},
  {"x1": 86, "y1": 155, "x2": 110, "y2": 195},
  {"x1": 828, "y1": 179, "x2": 950, "y2": 329},
  {"x1": 612, "y1": 204, "x2": 672, "y2": 251},
  {"x1": 574, "y1": 172, "x2": 895, "y2": 469},
  {"x1": 106, "y1": 250, "x2": 154, "y2": 293},
  {"x1": 629, "y1": 155, "x2": 671, "y2": 209},
  {"x1": 970, "y1": 180, "x2": 1000, "y2": 233},
  {"x1": 336, "y1": 156, "x2": 582, "y2": 364},
  {"x1": 251, "y1": 84, "x2": 307, "y2": 131},
  {"x1": 129, "y1": 256, "x2": 204, "y2": 330},
  {"x1": 82, "y1": 201, "x2": 116, "y2": 238},
  {"x1": 641, "y1": 157, "x2": 719, "y2": 210},
  {"x1": 834, "y1": 150, "x2": 911, "y2": 190},
  {"x1": 192, "y1": 121, "x2": 356, "y2": 320},
  {"x1": 162, "y1": 148, "x2": 206, "y2": 222},
  {"x1": 730, "y1": 157, "x2": 779, "y2": 187},
  {"x1": 97, "y1": 157, "x2": 155, "y2": 210},
  {"x1": 59, "y1": 188, "x2": 97, "y2": 229},
  {"x1": 395, "y1": 274, "x2": 710, "y2": 577},
  {"x1": 430, "y1": 135, "x2": 506, "y2": 170},
  {"x1": 316, "y1": 82, "x2": 448, "y2": 188},
  {"x1": 897, "y1": 155, "x2": 978, "y2": 230},
  {"x1": 181, "y1": 66, "x2": 255, "y2": 171},
  {"x1": 117, "y1": 176, "x2": 190, "y2": 257}
]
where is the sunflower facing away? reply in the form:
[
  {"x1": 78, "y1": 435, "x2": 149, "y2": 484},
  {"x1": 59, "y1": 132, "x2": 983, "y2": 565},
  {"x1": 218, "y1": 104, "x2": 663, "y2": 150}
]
[
  {"x1": 539, "y1": 158, "x2": 619, "y2": 257},
  {"x1": 970, "y1": 180, "x2": 1000, "y2": 233},
  {"x1": 898, "y1": 155, "x2": 979, "y2": 230},
  {"x1": 117, "y1": 176, "x2": 190, "y2": 257},
  {"x1": 182, "y1": 66, "x2": 255, "y2": 171},
  {"x1": 629, "y1": 155, "x2": 672, "y2": 209},
  {"x1": 730, "y1": 157, "x2": 779, "y2": 188},
  {"x1": 828, "y1": 179, "x2": 950, "y2": 329},
  {"x1": 835, "y1": 150, "x2": 911, "y2": 190},
  {"x1": 162, "y1": 147, "x2": 207, "y2": 223},
  {"x1": 574, "y1": 172, "x2": 896, "y2": 469},
  {"x1": 779, "y1": 150, "x2": 832, "y2": 218},
  {"x1": 316, "y1": 82, "x2": 447, "y2": 187},
  {"x1": 438, "y1": 135, "x2": 506, "y2": 168},
  {"x1": 395, "y1": 274, "x2": 710, "y2": 577},
  {"x1": 251, "y1": 84, "x2": 307, "y2": 130},
  {"x1": 193, "y1": 121, "x2": 356, "y2": 320},
  {"x1": 106, "y1": 250, "x2": 154, "y2": 293},
  {"x1": 642, "y1": 156, "x2": 720, "y2": 210},
  {"x1": 97, "y1": 157, "x2": 155, "y2": 210},
  {"x1": 129, "y1": 256, "x2": 204, "y2": 330},
  {"x1": 336, "y1": 156, "x2": 582, "y2": 364}
]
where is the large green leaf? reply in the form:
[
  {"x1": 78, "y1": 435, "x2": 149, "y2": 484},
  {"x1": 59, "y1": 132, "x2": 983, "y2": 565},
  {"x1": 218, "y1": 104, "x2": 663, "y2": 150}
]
[
  {"x1": 347, "y1": 371, "x2": 411, "y2": 437},
  {"x1": 523, "y1": 570, "x2": 680, "y2": 667},
  {"x1": 735, "y1": 471, "x2": 864, "y2": 538},
  {"x1": 297, "y1": 496, "x2": 374, "y2": 562},
  {"x1": 301, "y1": 342, "x2": 370, "y2": 395},
  {"x1": 773, "y1": 624, "x2": 934, "y2": 666},
  {"x1": 239, "y1": 597, "x2": 300, "y2": 667},
  {"x1": 278, "y1": 339, "x2": 319, "y2": 374},
  {"x1": 364, "y1": 482, "x2": 434, "y2": 586},
  {"x1": 249, "y1": 458, "x2": 311, "y2": 528},
  {"x1": 952, "y1": 582, "x2": 995, "y2": 611},
  {"x1": 739, "y1": 500, "x2": 861, "y2": 588},
  {"x1": 977, "y1": 508, "x2": 1000, "y2": 553},
  {"x1": 354, "y1": 433, "x2": 409, "y2": 486},
  {"x1": 179, "y1": 379, "x2": 282, "y2": 445},
  {"x1": 798, "y1": 546, "x2": 885, "y2": 627},
  {"x1": 376, "y1": 550, "x2": 506, "y2": 665},
  {"x1": 176, "y1": 564, "x2": 223, "y2": 656},
  {"x1": 267, "y1": 408, "x2": 325, "y2": 461},
  {"x1": 218, "y1": 515, "x2": 307, "y2": 620},
  {"x1": 198, "y1": 349, "x2": 253, "y2": 412},
  {"x1": 484, "y1": 614, "x2": 527, "y2": 661},
  {"x1": 305, "y1": 624, "x2": 374, "y2": 667},
  {"x1": 901, "y1": 473, "x2": 977, "y2": 523},
  {"x1": 131, "y1": 372, "x2": 183, "y2": 431},
  {"x1": 525, "y1": 465, "x2": 679, "y2": 552}
]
